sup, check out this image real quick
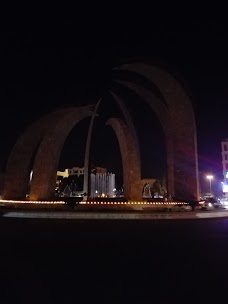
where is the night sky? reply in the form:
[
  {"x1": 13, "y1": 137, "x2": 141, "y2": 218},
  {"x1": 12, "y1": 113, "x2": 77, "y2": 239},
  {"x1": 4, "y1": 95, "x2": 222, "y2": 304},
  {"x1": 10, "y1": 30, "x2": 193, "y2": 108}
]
[{"x1": 0, "y1": 14, "x2": 228, "y2": 191}]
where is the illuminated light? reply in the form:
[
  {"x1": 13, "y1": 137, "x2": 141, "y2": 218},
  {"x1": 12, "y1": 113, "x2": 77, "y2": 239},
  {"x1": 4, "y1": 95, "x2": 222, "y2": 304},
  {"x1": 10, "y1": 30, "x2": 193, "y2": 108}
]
[
  {"x1": 0, "y1": 199, "x2": 189, "y2": 207},
  {"x1": 223, "y1": 184, "x2": 228, "y2": 193},
  {"x1": 206, "y1": 174, "x2": 214, "y2": 194},
  {"x1": 0, "y1": 199, "x2": 65, "y2": 204}
]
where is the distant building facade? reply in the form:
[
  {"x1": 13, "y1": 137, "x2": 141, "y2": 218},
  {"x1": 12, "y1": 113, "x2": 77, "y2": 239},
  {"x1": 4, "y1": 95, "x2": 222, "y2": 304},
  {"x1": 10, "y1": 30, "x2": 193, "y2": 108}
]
[
  {"x1": 222, "y1": 139, "x2": 228, "y2": 196},
  {"x1": 68, "y1": 167, "x2": 84, "y2": 176},
  {"x1": 57, "y1": 169, "x2": 70, "y2": 178},
  {"x1": 0, "y1": 172, "x2": 3, "y2": 195}
]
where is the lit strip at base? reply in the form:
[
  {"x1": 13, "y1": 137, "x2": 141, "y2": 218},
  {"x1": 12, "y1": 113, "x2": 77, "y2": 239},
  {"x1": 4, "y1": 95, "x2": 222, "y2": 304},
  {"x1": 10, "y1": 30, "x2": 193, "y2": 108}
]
[{"x1": 0, "y1": 199, "x2": 187, "y2": 205}]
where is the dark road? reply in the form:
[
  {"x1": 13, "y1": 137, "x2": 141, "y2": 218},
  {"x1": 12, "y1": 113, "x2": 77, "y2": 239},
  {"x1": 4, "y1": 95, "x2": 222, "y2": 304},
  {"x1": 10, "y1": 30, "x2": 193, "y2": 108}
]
[{"x1": 1, "y1": 217, "x2": 228, "y2": 303}]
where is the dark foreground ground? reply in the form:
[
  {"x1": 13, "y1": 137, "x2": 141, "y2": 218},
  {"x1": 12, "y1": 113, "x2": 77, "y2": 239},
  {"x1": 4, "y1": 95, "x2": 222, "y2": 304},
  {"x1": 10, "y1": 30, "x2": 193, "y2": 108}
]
[{"x1": 1, "y1": 217, "x2": 228, "y2": 303}]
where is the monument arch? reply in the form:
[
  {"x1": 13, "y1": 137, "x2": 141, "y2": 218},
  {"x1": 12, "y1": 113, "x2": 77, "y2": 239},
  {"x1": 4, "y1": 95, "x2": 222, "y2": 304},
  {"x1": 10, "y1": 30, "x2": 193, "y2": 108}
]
[
  {"x1": 3, "y1": 63, "x2": 199, "y2": 202},
  {"x1": 113, "y1": 63, "x2": 199, "y2": 201}
]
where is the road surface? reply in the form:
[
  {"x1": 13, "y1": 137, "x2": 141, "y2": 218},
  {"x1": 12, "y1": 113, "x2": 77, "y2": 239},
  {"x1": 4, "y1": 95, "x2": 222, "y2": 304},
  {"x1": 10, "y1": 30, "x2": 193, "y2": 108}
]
[{"x1": 0, "y1": 216, "x2": 228, "y2": 303}]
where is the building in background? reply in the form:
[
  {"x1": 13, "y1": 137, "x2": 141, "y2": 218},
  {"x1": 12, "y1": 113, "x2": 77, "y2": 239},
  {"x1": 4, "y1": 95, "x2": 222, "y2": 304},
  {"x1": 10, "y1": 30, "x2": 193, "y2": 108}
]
[
  {"x1": 57, "y1": 166, "x2": 115, "y2": 198},
  {"x1": 221, "y1": 139, "x2": 228, "y2": 197},
  {"x1": 68, "y1": 167, "x2": 84, "y2": 176},
  {"x1": 91, "y1": 166, "x2": 107, "y2": 174},
  {"x1": 57, "y1": 168, "x2": 69, "y2": 178},
  {"x1": 0, "y1": 172, "x2": 3, "y2": 196}
]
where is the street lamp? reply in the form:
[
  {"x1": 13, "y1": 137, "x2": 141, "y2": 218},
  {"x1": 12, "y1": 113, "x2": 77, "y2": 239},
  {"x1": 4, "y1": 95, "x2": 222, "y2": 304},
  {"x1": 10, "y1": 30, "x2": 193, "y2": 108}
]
[{"x1": 206, "y1": 175, "x2": 214, "y2": 195}]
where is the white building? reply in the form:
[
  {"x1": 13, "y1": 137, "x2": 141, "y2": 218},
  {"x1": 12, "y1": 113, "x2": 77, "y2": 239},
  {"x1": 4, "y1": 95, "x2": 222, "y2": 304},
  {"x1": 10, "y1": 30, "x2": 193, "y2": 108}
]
[
  {"x1": 57, "y1": 168, "x2": 70, "y2": 179},
  {"x1": 221, "y1": 139, "x2": 228, "y2": 195}
]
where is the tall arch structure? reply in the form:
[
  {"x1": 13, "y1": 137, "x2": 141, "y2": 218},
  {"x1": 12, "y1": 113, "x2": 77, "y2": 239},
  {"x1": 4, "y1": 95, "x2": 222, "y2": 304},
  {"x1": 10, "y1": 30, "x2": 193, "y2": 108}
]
[
  {"x1": 106, "y1": 118, "x2": 142, "y2": 200},
  {"x1": 3, "y1": 63, "x2": 199, "y2": 202},
  {"x1": 3, "y1": 108, "x2": 77, "y2": 200},
  {"x1": 29, "y1": 106, "x2": 93, "y2": 200},
  {"x1": 113, "y1": 63, "x2": 199, "y2": 201},
  {"x1": 4, "y1": 106, "x2": 93, "y2": 200},
  {"x1": 111, "y1": 81, "x2": 174, "y2": 197},
  {"x1": 82, "y1": 93, "x2": 142, "y2": 200}
]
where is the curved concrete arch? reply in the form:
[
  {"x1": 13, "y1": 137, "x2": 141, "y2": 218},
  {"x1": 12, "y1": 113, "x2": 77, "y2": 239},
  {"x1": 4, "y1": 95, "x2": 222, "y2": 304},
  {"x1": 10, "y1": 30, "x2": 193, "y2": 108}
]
[
  {"x1": 112, "y1": 80, "x2": 169, "y2": 134},
  {"x1": 106, "y1": 117, "x2": 142, "y2": 200},
  {"x1": 3, "y1": 108, "x2": 77, "y2": 199},
  {"x1": 114, "y1": 63, "x2": 199, "y2": 201},
  {"x1": 112, "y1": 68, "x2": 168, "y2": 108},
  {"x1": 30, "y1": 105, "x2": 93, "y2": 200},
  {"x1": 4, "y1": 63, "x2": 199, "y2": 202},
  {"x1": 112, "y1": 80, "x2": 175, "y2": 197},
  {"x1": 109, "y1": 90, "x2": 141, "y2": 171}
]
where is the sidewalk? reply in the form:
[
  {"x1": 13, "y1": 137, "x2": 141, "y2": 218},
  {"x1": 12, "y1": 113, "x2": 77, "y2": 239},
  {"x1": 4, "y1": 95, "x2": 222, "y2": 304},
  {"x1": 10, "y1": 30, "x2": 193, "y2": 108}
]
[{"x1": 2, "y1": 209, "x2": 228, "y2": 220}]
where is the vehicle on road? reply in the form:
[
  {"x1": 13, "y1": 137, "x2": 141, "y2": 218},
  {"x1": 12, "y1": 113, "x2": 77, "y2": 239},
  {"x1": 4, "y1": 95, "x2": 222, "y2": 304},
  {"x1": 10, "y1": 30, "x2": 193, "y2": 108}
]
[{"x1": 200, "y1": 197, "x2": 225, "y2": 210}]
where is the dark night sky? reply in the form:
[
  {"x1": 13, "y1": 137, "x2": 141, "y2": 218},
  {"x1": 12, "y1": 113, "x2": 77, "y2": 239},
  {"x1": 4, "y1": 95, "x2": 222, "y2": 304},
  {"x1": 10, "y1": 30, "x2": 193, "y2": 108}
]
[{"x1": 0, "y1": 12, "x2": 228, "y2": 190}]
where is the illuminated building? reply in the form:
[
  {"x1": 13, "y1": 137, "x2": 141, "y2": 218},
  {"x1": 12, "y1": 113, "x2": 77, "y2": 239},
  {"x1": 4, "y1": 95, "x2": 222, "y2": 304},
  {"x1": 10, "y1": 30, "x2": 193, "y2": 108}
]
[
  {"x1": 57, "y1": 168, "x2": 70, "y2": 179},
  {"x1": 221, "y1": 139, "x2": 228, "y2": 195}
]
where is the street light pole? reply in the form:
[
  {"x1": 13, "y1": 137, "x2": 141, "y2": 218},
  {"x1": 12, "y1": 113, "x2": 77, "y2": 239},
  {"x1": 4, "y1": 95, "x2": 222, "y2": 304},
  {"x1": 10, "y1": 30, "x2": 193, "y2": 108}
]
[{"x1": 206, "y1": 175, "x2": 214, "y2": 195}]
